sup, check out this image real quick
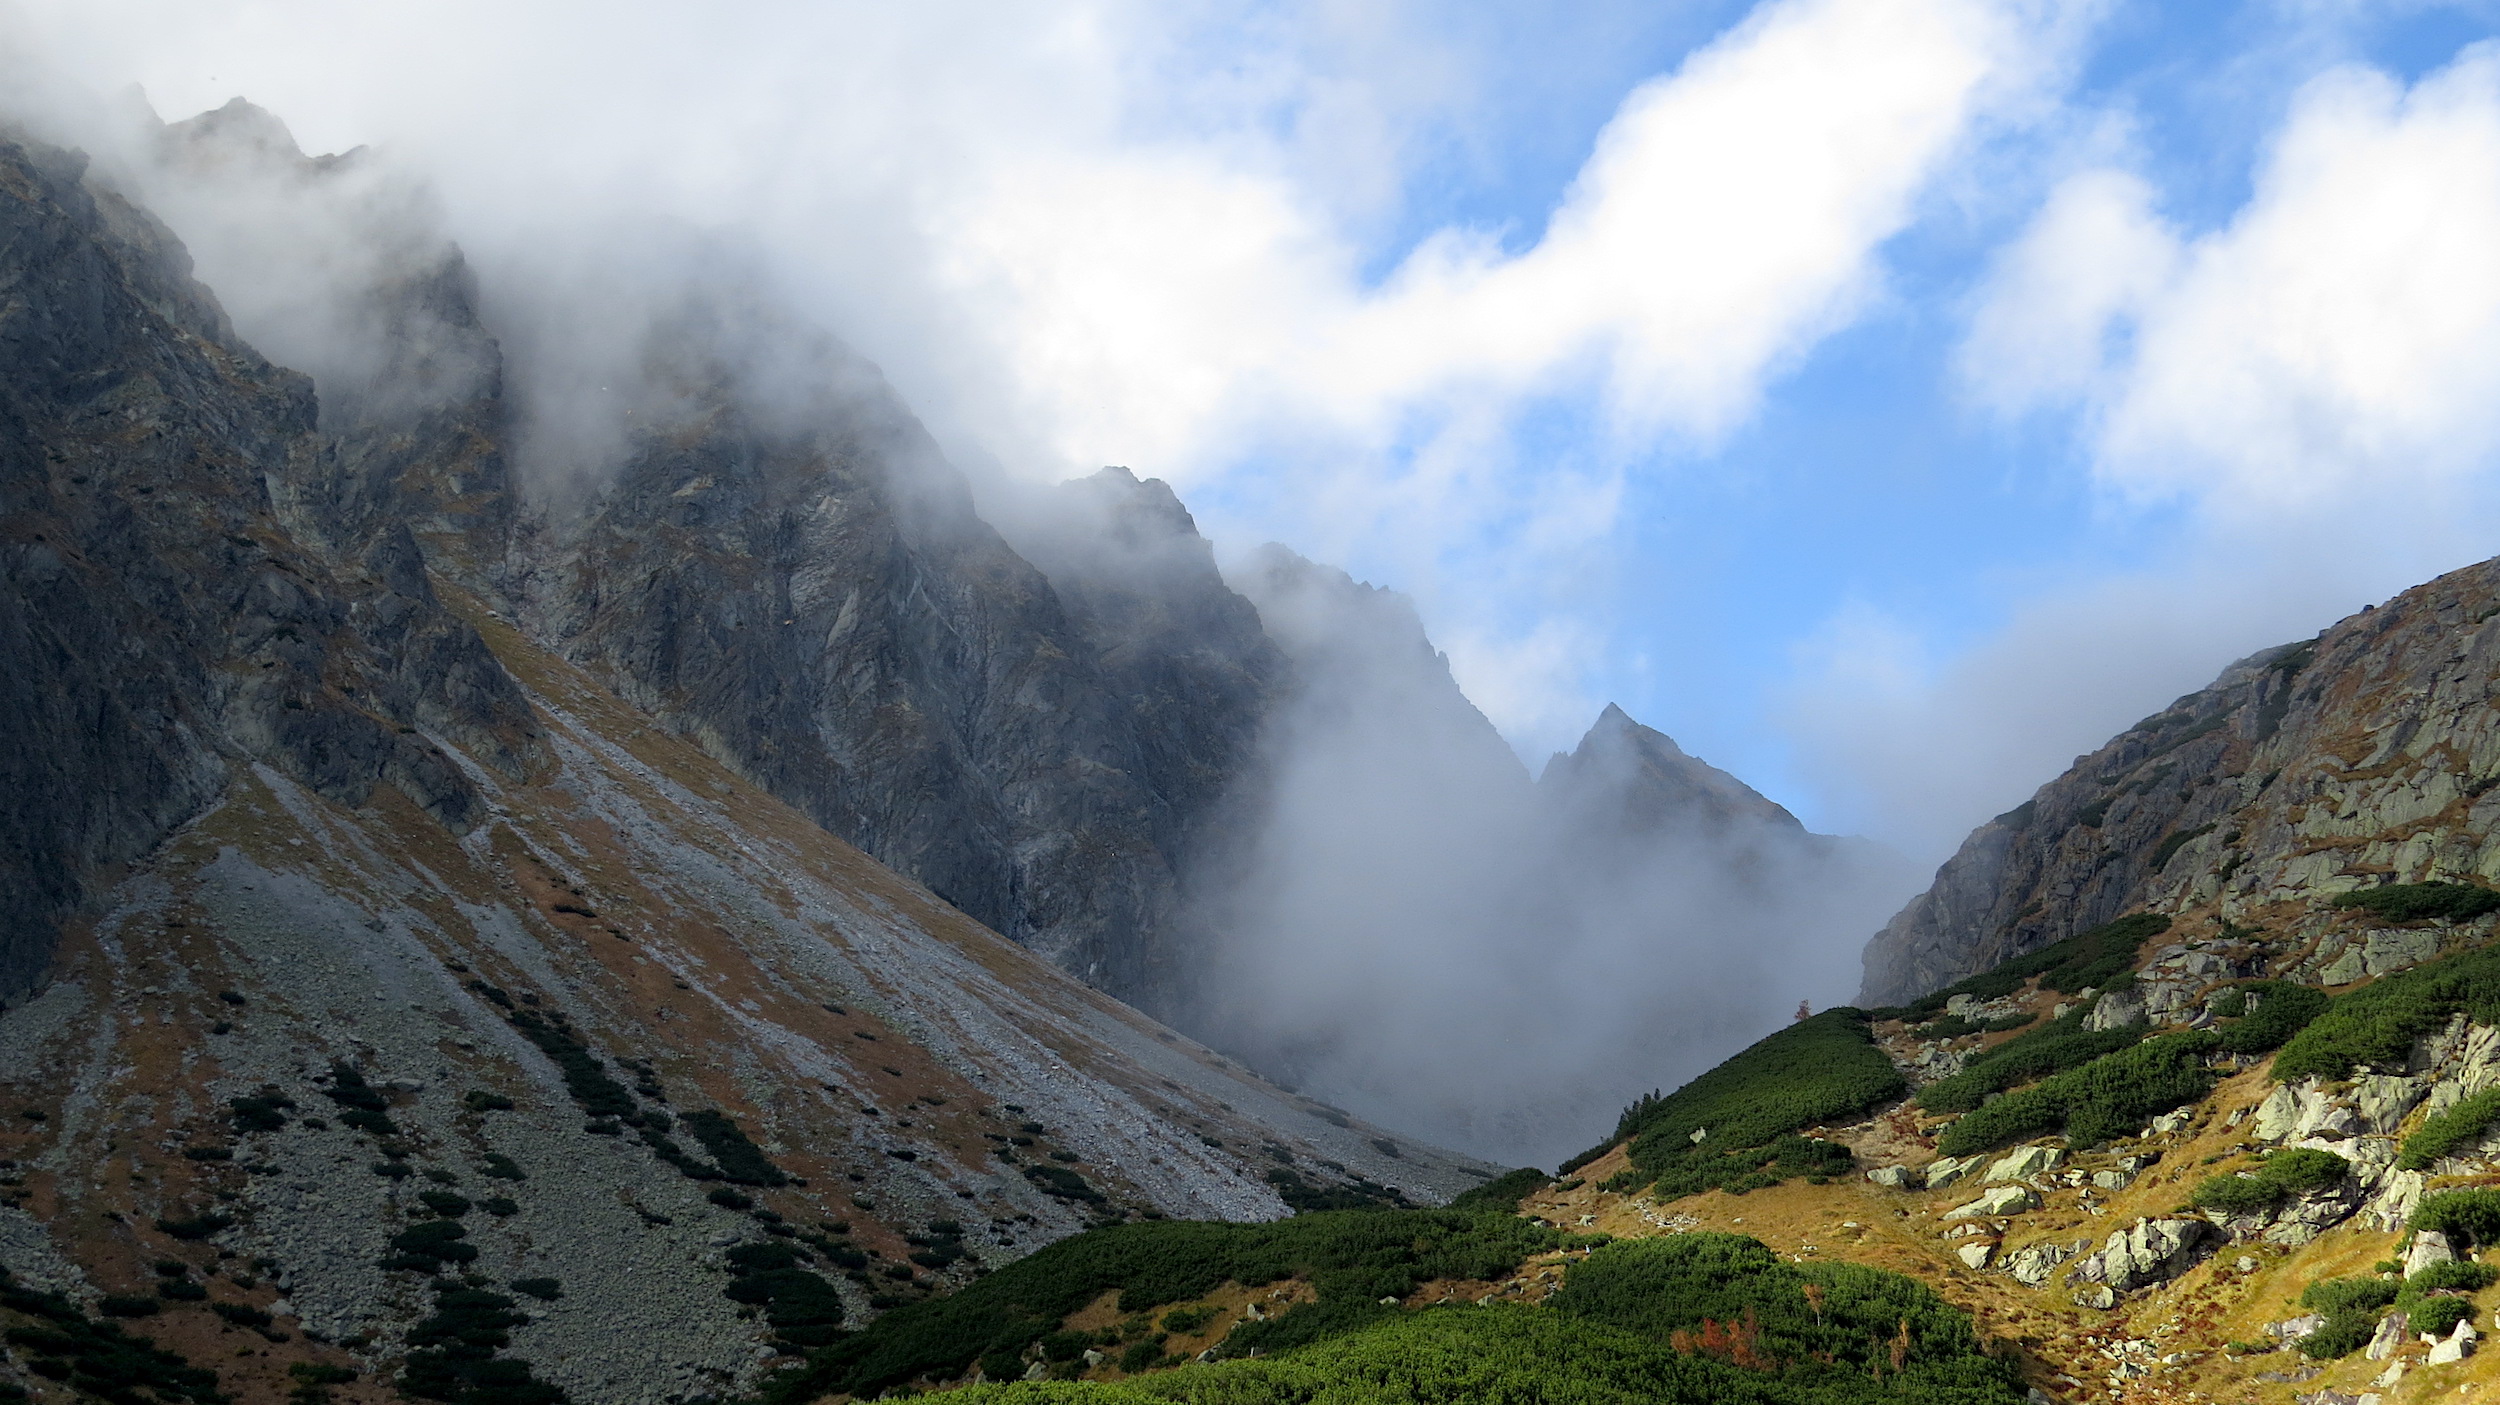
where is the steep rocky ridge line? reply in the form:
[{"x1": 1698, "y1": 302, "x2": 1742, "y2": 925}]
[
  {"x1": 0, "y1": 587, "x2": 1488, "y2": 1404},
  {"x1": 1864, "y1": 553, "x2": 2500, "y2": 1006},
  {"x1": 0, "y1": 123, "x2": 537, "y2": 1006}
]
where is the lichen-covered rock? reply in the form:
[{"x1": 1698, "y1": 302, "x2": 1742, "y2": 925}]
[
  {"x1": 2068, "y1": 1218, "x2": 2213, "y2": 1293},
  {"x1": 2001, "y1": 1240, "x2": 2077, "y2": 1286},
  {"x1": 1946, "y1": 1184, "x2": 2040, "y2": 1218},
  {"x1": 1986, "y1": 1145, "x2": 2063, "y2": 1183},
  {"x1": 0, "y1": 124, "x2": 537, "y2": 1004},
  {"x1": 1861, "y1": 553, "x2": 2500, "y2": 1006}
]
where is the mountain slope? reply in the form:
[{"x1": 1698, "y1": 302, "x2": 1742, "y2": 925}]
[
  {"x1": 1863, "y1": 555, "x2": 2500, "y2": 1007},
  {"x1": 0, "y1": 590, "x2": 1483, "y2": 1403},
  {"x1": 0, "y1": 116, "x2": 1491, "y2": 1405}
]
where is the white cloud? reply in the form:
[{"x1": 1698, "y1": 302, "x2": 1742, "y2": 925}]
[
  {"x1": 1959, "y1": 166, "x2": 2178, "y2": 412},
  {"x1": 5, "y1": 0, "x2": 2073, "y2": 752},
  {"x1": 1969, "y1": 44, "x2": 2500, "y2": 513},
  {"x1": 1810, "y1": 41, "x2": 2500, "y2": 868}
]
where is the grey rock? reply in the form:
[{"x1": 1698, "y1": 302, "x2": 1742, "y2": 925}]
[
  {"x1": 2000, "y1": 1241, "x2": 2073, "y2": 1286},
  {"x1": 1985, "y1": 1145, "x2": 2062, "y2": 1183},
  {"x1": 1945, "y1": 1184, "x2": 2038, "y2": 1218},
  {"x1": 1858, "y1": 551, "x2": 2500, "y2": 1007},
  {"x1": 2406, "y1": 1230, "x2": 2456, "y2": 1276},
  {"x1": 2068, "y1": 1218, "x2": 2214, "y2": 1292},
  {"x1": 0, "y1": 125, "x2": 538, "y2": 1002},
  {"x1": 2366, "y1": 1309, "x2": 2410, "y2": 1361},
  {"x1": 1866, "y1": 1165, "x2": 1912, "y2": 1188}
]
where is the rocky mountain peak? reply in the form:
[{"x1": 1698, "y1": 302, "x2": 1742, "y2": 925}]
[{"x1": 1542, "y1": 703, "x2": 1806, "y2": 838}]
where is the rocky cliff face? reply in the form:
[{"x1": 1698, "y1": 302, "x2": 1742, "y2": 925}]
[
  {"x1": 1862, "y1": 554, "x2": 2500, "y2": 1006},
  {"x1": 0, "y1": 119, "x2": 1486, "y2": 1404},
  {"x1": 123, "y1": 101, "x2": 1281, "y2": 1012},
  {"x1": 0, "y1": 123, "x2": 536, "y2": 1007}
]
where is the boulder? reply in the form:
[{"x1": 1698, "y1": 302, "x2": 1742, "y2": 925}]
[
  {"x1": 1956, "y1": 1242, "x2": 1995, "y2": 1270},
  {"x1": 2091, "y1": 1169, "x2": 2135, "y2": 1191},
  {"x1": 2406, "y1": 1230, "x2": 2456, "y2": 1277},
  {"x1": 2364, "y1": 1169, "x2": 2428, "y2": 1234},
  {"x1": 2428, "y1": 1319, "x2": 2478, "y2": 1365},
  {"x1": 1866, "y1": 1165, "x2": 1913, "y2": 1189},
  {"x1": 2075, "y1": 1285, "x2": 2116, "y2": 1310},
  {"x1": 1923, "y1": 1155, "x2": 1981, "y2": 1190},
  {"x1": 2366, "y1": 1309, "x2": 2410, "y2": 1361},
  {"x1": 2269, "y1": 1313, "x2": 2327, "y2": 1341},
  {"x1": 2354, "y1": 1076, "x2": 2429, "y2": 1135},
  {"x1": 2086, "y1": 987, "x2": 2147, "y2": 1032},
  {"x1": 2069, "y1": 1218, "x2": 2214, "y2": 1292},
  {"x1": 1986, "y1": 1145, "x2": 2063, "y2": 1183},
  {"x1": 1945, "y1": 1185, "x2": 2039, "y2": 1219},
  {"x1": 2000, "y1": 1241, "x2": 2075, "y2": 1286}
]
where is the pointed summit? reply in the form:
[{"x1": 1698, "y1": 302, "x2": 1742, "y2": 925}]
[{"x1": 1543, "y1": 703, "x2": 1803, "y2": 836}]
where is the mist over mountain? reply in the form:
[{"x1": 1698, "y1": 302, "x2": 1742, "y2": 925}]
[
  {"x1": 1188, "y1": 549, "x2": 1918, "y2": 1164},
  {"x1": 0, "y1": 95, "x2": 1921, "y2": 1172}
]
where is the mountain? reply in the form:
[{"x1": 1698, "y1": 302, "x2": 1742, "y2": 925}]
[
  {"x1": 1860, "y1": 554, "x2": 2500, "y2": 1007},
  {"x1": 0, "y1": 113, "x2": 1495, "y2": 1404},
  {"x1": 125, "y1": 99, "x2": 1282, "y2": 1018}
]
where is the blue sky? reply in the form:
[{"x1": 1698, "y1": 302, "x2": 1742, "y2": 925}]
[{"x1": 20, "y1": 0, "x2": 2500, "y2": 864}]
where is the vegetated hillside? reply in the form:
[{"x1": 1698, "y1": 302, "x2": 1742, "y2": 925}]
[
  {"x1": 754, "y1": 1210, "x2": 2028, "y2": 1405},
  {"x1": 0, "y1": 117, "x2": 1493, "y2": 1405},
  {"x1": 1863, "y1": 554, "x2": 2500, "y2": 1006},
  {"x1": 1497, "y1": 861, "x2": 2500, "y2": 1405}
]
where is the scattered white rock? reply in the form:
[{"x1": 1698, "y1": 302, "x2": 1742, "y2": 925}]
[
  {"x1": 1985, "y1": 1145, "x2": 2063, "y2": 1183},
  {"x1": 2405, "y1": 1229, "x2": 2456, "y2": 1277},
  {"x1": 2366, "y1": 1309, "x2": 2411, "y2": 1361},
  {"x1": 1956, "y1": 1242, "x2": 1995, "y2": 1270},
  {"x1": 2428, "y1": 1318, "x2": 2478, "y2": 1365},
  {"x1": 1946, "y1": 1185, "x2": 2038, "y2": 1219}
]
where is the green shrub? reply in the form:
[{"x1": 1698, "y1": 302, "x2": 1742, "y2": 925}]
[
  {"x1": 397, "y1": 1282, "x2": 570, "y2": 1403},
  {"x1": 2300, "y1": 1275, "x2": 2400, "y2": 1316},
  {"x1": 2277, "y1": 945, "x2": 2500, "y2": 1083},
  {"x1": 228, "y1": 1093, "x2": 294, "y2": 1133},
  {"x1": 153, "y1": 1211, "x2": 233, "y2": 1241},
  {"x1": 2332, "y1": 882, "x2": 2500, "y2": 924},
  {"x1": 1446, "y1": 1168, "x2": 1551, "y2": 1214},
  {"x1": 97, "y1": 1294, "x2": 160, "y2": 1318},
  {"x1": 2190, "y1": 1149, "x2": 2349, "y2": 1214},
  {"x1": 681, "y1": 1110, "x2": 789, "y2": 1187},
  {"x1": 1916, "y1": 1013, "x2": 2143, "y2": 1115},
  {"x1": 1936, "y1": 1032, "x2": 2218, "y2": 1157},
  {"x1": 2212, "y1": 982, "x2": 2330, "y2": 1056},
  {"x1": 381, "y1": 1220, "x2": 477, "y2": 1272},
  {"x1": 1579, "y1": 1010, "x2": 1898, "y2": 1198},
  {"x1": 1900, "y1": 914, "x2": 2173, "y2": 1024},
  {"x1": 2298, "y1": 1309, "x2": 2381, "y2": 1359},
  {"x1": 417, "y1": 1190, "x2": 472, "y2": 1218},
  {"x1": 2401, "y1": 1088, "x2": 2500, "y2": 1170},
  {"x1": 726, "y1": 1242, "x2": 847, "y2": 1349},
  {"x1": 320, "y1": 1061, "x2": 398, "y2": 1138},
  {"x1": 900, "y1": 1233, "x2": 2026, "y2": 1405},
  {"x1": 763, "y1": 1210, "x2": 1571, "y2": 1400},
  {"x1": 511, "y1": 1278, "x2": 564, "y2": 1301},
  {"x1": 1158, "y1": 1306, "x2": 1217, "y2": 1335},
  {"x1": 0, "y1": 1266, "x2": 225, "y2": 1402},
  {"x1": 1117, "y1": 1339, "x2": 1168, "y2": 1373},
  {"x1": 2412, "y1": 1189, "x2": 2500, "y2": 1248},
  {"x1": 2411, "y1": 1296, "x2": 2476, "y2": 1337},
  {"x1": 2405, "y1": 1261, "x2": 2500, "y2": 1297},
  {"x1": 463, "y1": 1090, "x2": 515, "y2": 1113}
]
